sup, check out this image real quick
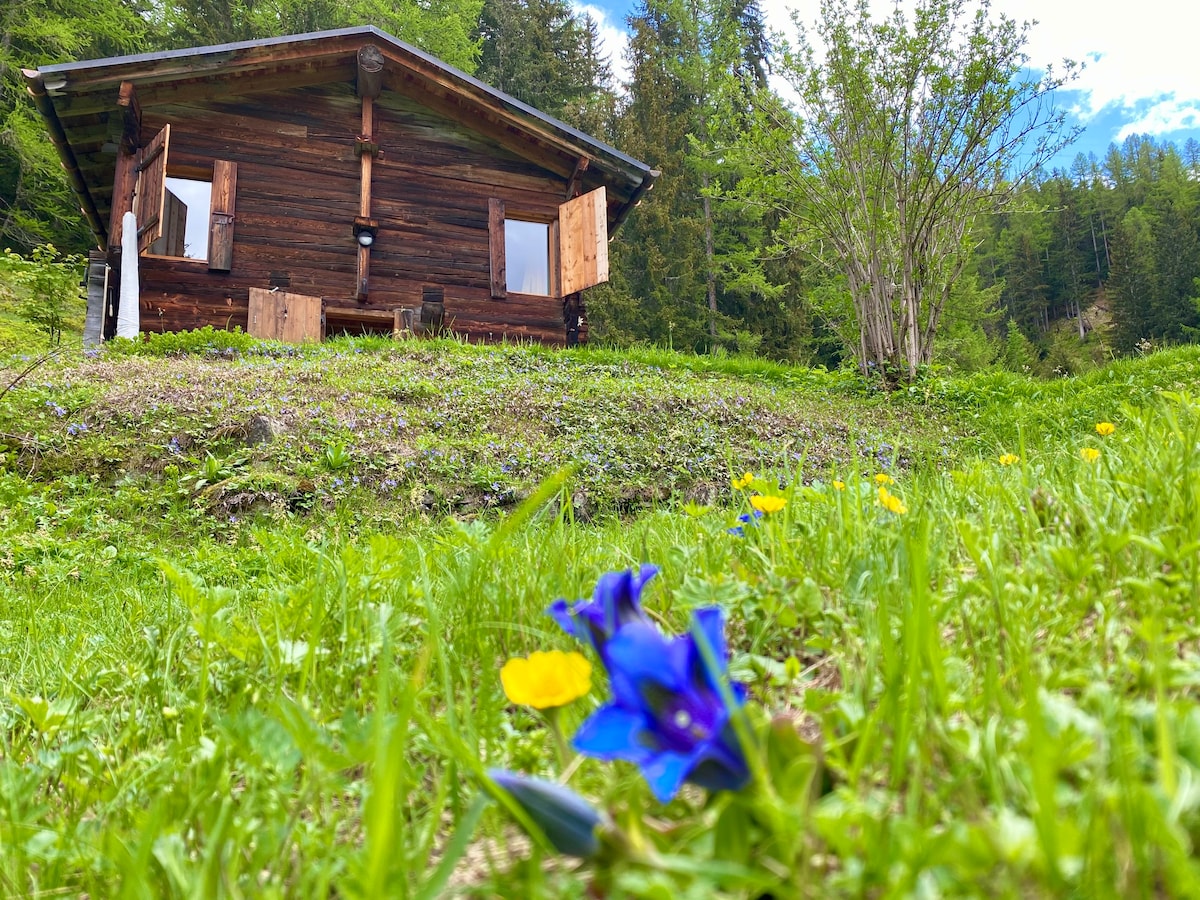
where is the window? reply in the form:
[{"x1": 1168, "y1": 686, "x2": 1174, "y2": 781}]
[
  {"x1": 503, "y1": 219, "x2": 551, "y2": 295},
  {"x1": 131, "y1": 124, "x2": 236, "y2": 272},
  {"x1": 149, "y1": 176, "x2": 212, "y2": 259},
  {"x1": 488, "y1": 190, "x2": 609, "y2": 300}
]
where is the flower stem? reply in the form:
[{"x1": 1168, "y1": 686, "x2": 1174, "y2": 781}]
[{"x1": 543, "y1": 705, "x2": 571, "y2": 771}]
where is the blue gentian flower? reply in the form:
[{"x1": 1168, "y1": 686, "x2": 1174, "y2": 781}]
[
  {"x1": 548, "y1": 565, "x2": 658, "y2": 655},
  {"x1": 572, "y1": 607, "x2": 750, "y2": 803},
  {"x1": 727, "y1": 509, "x2": 763, "y2": 536},
  {"x1": 487, "y1": 769, "x2": 603, "y2": 857}
]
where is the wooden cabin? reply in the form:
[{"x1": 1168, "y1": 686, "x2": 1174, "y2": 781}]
[{"x1": 23, "y1": 27, "x2": 657, "y2": 345}]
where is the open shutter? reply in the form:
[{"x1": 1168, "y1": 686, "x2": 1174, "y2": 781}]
[
  {"x1": 149, "y1": 189, "x2": 187, "y2": 256},
  {"x1": 208, "y1": 160, "x2": 237, "y2": 271},
  {"x1": 488, "y1": 198, "x2": 507, "y2": 299},
  {"x1": 134, "y1": 124, "x2": 170, "y2": 254},
  {"x1": 558, "y1": 186, "x2": 608, "y2": 295}
]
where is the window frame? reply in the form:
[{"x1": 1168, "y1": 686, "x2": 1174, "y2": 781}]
[
  {"x1": 143, "y1": 173, "x2": 213, "y2": 262},
  {"x1": 487, "y1": 190, "x2": 607, "y2": 301},
  {"x1": 137, "y1": 151, "x2": 237, "y2": 272}
]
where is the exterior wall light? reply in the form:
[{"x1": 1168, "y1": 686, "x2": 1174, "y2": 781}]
[{"x1": 353, "y1": 217, "x2": 378, "y2": 248}]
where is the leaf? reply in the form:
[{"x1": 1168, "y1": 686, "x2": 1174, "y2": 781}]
[
  {"x1": 414, "y1": 792, "x2": 488, "y2": 900},
  {"x1": 712, "y1": 798, "x2": 753, "y2": 865}
]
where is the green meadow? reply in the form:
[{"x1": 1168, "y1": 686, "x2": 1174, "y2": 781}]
[{"x1": 2, "y1": 333, "x2": 1200, "y2": 897}]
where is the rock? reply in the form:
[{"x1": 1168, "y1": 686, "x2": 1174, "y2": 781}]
[{"x1": 245, "y1": 415, "x2": 286, "y2": 445}]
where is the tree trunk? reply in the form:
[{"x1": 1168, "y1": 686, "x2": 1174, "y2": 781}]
[{"x1": 701, "y1": 174, "x2": 717, "y2": 341}]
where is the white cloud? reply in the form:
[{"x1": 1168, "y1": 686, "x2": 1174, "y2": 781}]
[
  {"x1": 1116, "y1": 99, "x2": 1200, "y2": 141},
  {"x1": 571, "y1": 2, "x2": 633, "y2": 90},
  {"x1": 758, "y1": 0, "x2": 1200, "y2": 142}
]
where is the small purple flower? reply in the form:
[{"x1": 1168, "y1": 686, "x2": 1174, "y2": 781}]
[
  {"x1": 66, "y1": 422, "x2": 88, "y2": 436},
  {"x1": 572, "y1": 607, "x2": 750, "y2": 802},
  {"x1": 548, "y1": 565, "x2": 658, "y2": 656}
]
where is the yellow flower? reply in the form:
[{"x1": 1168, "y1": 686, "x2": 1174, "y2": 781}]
[
  {"x1": 877, "y1": 485, "x2": 907, "y2": 515},
  {"x1": 832, "y1": 480, "x2": 846, "y2": 491},
  {"x1": 1080, "y1": 447, "x2": 1101, "y2": 463},
  {"x1": 1095, "y1": 422, "x2": 1115, "y2": 437},
  {"x1": 501, "y1": 650, "x2": 592, "y2": 709},
  {"x1": 750, "y1": 494, "x2": 786, "y2": 514},
  {"x1": 874, "y1": 473, "x2": 894, "y2": 485},
  {"x1": 998, "y1": 453, "x2": 1019, "y2": 466},
  {"x1": 731, "y1": 472, "x2": 755, "y2": 491}
]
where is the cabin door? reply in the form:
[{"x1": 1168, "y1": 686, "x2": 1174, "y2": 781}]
[{"x1": 247, "y1": 288, "x2": 323, "y2": 343}]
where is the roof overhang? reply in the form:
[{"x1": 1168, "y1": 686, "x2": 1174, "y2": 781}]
[{"x1": 23, "y1": 26, "x2": 657, "y2": 247}]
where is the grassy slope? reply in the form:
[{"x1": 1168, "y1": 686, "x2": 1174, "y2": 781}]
[{"x1": 2, "y1": 336, "x2": 1200, "y2": 897}]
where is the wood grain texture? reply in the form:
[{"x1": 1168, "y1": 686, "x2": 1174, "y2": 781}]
[
  {"x1": 134, "y1": 123, "x2": 170, "y2": 253},
  {"x1": 558, "y1": 186, "x2": 608, "y2": 295},
  {"x1": 247, "y1": 288, "x2": 322, "y2": 342},
  {"x1": 119, "y1": 81, "x2": 595, "y2": 344},
  {"x1": 207, "y1": 160, "x2": 237, "y2": 271}
]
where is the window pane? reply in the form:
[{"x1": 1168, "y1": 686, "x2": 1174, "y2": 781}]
[
  {"x1": 164, "y1": 176, "x2": 212, "y2": 260},
  {"x1": 504, "y1": 219, "x2": 550, "y2": 295}
]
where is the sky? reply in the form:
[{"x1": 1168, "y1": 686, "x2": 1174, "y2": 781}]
[{"x1": 571, "y1": 0, "x2": 1200, "y2": 171}]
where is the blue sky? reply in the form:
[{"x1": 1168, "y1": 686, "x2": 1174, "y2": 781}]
[{"x1": 572, "y1": 0, "x2": 1200, "y2": 172}]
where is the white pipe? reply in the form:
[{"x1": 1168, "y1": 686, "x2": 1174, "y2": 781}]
[{"x1": 117, "y1": 211, "x2": 140, "y2": 339}]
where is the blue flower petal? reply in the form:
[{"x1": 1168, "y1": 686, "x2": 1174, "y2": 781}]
[
  {"x1": 549, "y1": 565, "x2": 658, "y2": 652},
  {"x1": 685, "y1": 734, "x2": 751, "y2": 793},
  {"x1": 639, "y1": 750, "x2": 695, "y2": 803},
  {"x1": 547, "y1": 598, "x2": 579, "y2": 638},
  {"x1": 573, "y1": 705, "x2": 654, "y2": 762},
  {"x1": 593, "y1": 564, "x2": 658, "y2": 633},
  {"x1": 604, "y1": 622, "x2": 684, "y2": 705}
]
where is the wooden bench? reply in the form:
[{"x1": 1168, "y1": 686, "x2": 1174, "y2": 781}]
[{"x1": 324, "y1": 305, "x2": 406, "y2": 338}]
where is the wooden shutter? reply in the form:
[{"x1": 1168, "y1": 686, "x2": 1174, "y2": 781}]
[
  {"x1": 149, "y1": 189, "x2": 187, "y2": 256},
  {"x1": 558, "y1": 186, "x2": 608, "y2": 295},
  {"x1": 208, "y1": 160, "x2": 237, "y2": 271},
  {"x1": 488, "y1": 198, "x2": 506, "y2": 299},
  {"x1": 134, "y1": 124, "x2": 170, "y2": 254}
]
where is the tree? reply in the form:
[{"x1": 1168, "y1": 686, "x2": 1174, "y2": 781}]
[
  {"x1": 1108, "y1": 208, "x2": 1158, "y2": 352},
  {"x1": 154, "y1": 0, "x2": 483, "y2": 73},
  {"x1": 732, "y1": 0, "x2": 1077, "y2": 378},
  {"x1": 591, "y1": 0, "x2": 783, "y2": 352},
  {"x1": 1, "y1": 0, "x2": 149, "y2": 252}
]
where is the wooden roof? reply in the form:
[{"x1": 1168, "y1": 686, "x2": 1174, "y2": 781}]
[{"x1": 24, "y1": 26, "x2": 657, "y2": 246}]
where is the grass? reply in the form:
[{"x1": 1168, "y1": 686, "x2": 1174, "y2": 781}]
[{"x1": 2, "y1": 335, "x2": 1200, "y2": 896}]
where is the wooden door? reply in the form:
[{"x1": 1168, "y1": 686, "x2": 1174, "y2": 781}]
[{"x1": 247, "y1": 288, "x2": 323, "y2": 343}]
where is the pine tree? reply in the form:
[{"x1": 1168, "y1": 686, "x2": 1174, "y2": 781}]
[
  {"x1": 592, "y1": 0, "x2": 784, "y2": 352},
  {"x1": 1, "y1": 0, "x2": 149, "y2": 252},
  {"x1": 476, "y1": 0, "x2": 598, "y2": 113},
  {"x1": 155, "y1": 0, "x2": 483, "y2": 72},
  {"x1": 1108, "y1": 208, "x2": 1158, "y2": 351}
]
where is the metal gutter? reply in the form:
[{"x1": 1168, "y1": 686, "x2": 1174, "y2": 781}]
[
  {"x1": 22, "y1": 68, "x2": 107, "y2": 247},
  {"x1": 611, "y1": 168, "x2": 660, "y2": 235}
]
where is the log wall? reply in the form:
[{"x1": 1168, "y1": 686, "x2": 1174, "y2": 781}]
[{"x1": 136, "y1": 82, "x2": 580, "y2": 343}]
